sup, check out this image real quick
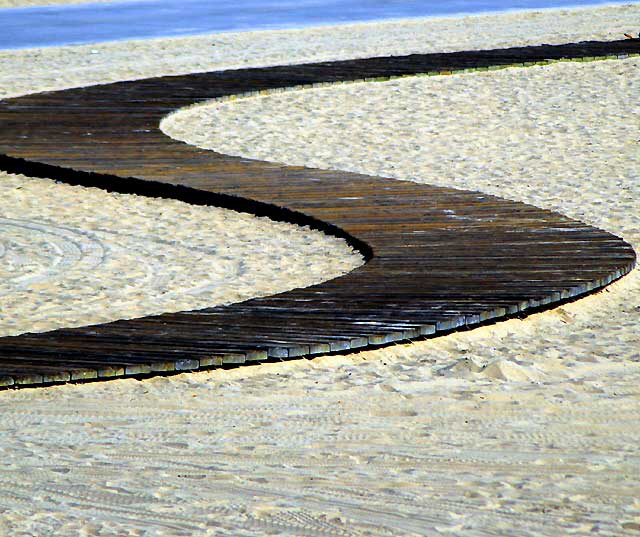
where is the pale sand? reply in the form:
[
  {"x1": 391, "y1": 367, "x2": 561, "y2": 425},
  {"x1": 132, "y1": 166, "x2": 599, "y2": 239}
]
[
  {"x1": 0, "y1": 175, "x2": 363, "y2": 336},
  {"x1": 1, "y1": 5, "x2": 640, "y2": 535}
]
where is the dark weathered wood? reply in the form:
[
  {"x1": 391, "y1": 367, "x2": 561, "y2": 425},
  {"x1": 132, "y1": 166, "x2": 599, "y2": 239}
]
[{"x1": 0, "y1": 40, "x2": 637, "y2": 387}]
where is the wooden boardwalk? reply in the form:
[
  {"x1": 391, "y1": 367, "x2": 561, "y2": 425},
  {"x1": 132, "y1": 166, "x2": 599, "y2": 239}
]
[{"x1": 0, "y1": 40, "x2": 637, "y2": 387}]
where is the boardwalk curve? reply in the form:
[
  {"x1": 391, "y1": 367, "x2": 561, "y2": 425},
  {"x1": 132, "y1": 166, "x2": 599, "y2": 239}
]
[{"x1": 0, "y1": 40, "x2": 637, "y2": 387}]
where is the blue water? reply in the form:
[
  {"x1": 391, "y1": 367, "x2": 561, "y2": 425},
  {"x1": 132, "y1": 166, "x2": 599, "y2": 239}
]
[{"x1": 0, "y1": 0, "x2": 632, "y2": 50}]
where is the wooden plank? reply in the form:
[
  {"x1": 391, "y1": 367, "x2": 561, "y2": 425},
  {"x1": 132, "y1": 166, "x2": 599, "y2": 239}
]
[{"x1": 0, "y1": 40, "x2": 637, "y2": 386}]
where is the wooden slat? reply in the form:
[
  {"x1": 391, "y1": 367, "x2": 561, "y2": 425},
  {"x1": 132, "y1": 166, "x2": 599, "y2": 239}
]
[{"x1": 0, "y1": 40, "x2": 637, "y2": 386}]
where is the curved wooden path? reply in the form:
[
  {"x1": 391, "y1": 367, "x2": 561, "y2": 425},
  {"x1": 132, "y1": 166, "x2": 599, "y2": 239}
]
[{"x1": 0, "y1": 40, "x2": 637, "y2": 387}]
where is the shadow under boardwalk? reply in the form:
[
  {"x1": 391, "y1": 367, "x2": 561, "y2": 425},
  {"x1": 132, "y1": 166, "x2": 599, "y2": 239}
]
[{"x1": 0, "y1": 39, "x2": 637, "y2": 387}]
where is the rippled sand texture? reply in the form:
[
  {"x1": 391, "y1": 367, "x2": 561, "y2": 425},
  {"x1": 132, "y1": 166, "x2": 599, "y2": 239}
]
[
  {"x1": 0, "y1": 175, "x2": 362, "y2": 336},
  {"x1": 1, "y1": 4, "x2": 640, "y2": 536}
]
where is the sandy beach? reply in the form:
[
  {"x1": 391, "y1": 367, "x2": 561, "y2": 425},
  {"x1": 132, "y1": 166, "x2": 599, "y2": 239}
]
[{"x1": 0, "y1": 3, "x2": 639, "y2": 535}]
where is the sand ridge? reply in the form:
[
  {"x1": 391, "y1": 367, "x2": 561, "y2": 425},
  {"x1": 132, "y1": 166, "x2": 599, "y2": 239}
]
[{"x1": 0, "y1": 4, "x2": 639, "y2": 535}]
